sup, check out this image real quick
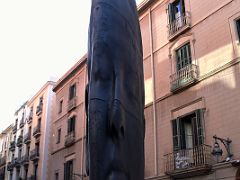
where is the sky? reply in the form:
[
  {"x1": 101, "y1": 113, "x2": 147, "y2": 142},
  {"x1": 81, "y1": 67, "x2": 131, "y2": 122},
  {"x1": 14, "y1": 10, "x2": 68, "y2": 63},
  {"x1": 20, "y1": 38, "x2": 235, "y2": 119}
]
[{"x1": 0, "y1": 0, "x2": 142, "y2": 132}]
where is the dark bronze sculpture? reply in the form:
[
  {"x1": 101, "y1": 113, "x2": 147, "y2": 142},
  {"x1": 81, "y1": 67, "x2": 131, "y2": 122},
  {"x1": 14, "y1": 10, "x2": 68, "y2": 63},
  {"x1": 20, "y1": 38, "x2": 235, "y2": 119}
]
[{"x1": 86, "y1": 0, "x2": 145, "y2": 179}]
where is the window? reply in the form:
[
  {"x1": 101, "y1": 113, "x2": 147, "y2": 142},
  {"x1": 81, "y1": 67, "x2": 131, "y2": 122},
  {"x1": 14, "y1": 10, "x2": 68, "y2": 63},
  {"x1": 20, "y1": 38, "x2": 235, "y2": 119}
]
[
  {"x1": 176, "y1": 43, "x2": 192, "y2": 71},
  {"x1": 171, "y1": 109, "x2": 204, "y2": 151},
  {"x1": 67, "y1": 116, "x2": 75, "y2": 134},
  {"x1": 69, "y1": 84, "x2": 76, "y2": 100},
  {"x1": 34, "y1": 164, "x2": 38, "y2": 178},
  {"x1": 56, "y1": 129, "x2": 61, "y2": 144},
  {"x1": 64, "y1": 160, "x2": 73, "y2": 180},
  {"x1": 55, "y1": 172, "x2": 59, "y2": 180},
  {"x1": 236, "y1": 18, "x2": 240, "y2": 41},
  {"x1": 168, "y1": 0, "x2": 185, "y2": 24},
  {"x1": 59, "y1": 100, "x2": 63, "y2": 113}
]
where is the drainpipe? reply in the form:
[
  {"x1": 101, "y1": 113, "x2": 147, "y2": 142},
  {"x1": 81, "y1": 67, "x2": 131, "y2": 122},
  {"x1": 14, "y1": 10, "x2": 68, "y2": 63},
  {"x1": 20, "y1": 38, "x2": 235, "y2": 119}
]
[
  {"x1": 148, "y1": 9, "x2": 158, "y2": 175},
  {"x1": 81, "y1": 65, "x2": 87, "y2": 177}
]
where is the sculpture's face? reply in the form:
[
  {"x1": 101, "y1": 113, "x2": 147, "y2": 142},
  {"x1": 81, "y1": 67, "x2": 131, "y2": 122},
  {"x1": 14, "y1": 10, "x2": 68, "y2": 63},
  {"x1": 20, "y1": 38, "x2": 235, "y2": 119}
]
[{"x1": 87, "y1": 0, "x2": 144, "y2": 179}]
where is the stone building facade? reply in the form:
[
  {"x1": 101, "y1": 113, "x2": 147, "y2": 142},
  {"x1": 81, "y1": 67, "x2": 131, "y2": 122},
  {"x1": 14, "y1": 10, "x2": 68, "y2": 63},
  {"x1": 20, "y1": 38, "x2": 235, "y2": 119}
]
[
  {"x1": 4, "y1": 81, "x2": 55, "y2": 180},
  {"x1": 48, "y1": 55, "x2": 88, "y2": 180},
  {"x1": 0, "y1": 125, "x2": 12, "y2": 180},
  {"x1": 138, "y1": 0, "x2": 240, "y2": 179}
]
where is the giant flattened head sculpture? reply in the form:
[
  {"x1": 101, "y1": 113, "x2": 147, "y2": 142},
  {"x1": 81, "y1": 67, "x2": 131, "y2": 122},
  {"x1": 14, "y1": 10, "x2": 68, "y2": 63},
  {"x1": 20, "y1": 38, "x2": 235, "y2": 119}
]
[{"x1": 86, "y1": 0, "x2": 145, "y2": 179}]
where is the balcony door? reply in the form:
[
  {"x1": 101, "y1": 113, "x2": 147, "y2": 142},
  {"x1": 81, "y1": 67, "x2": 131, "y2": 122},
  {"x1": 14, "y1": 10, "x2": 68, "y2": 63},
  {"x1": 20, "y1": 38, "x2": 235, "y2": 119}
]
[{"x1": 172, "y1": 109, "x2": 204, "y2": 151}]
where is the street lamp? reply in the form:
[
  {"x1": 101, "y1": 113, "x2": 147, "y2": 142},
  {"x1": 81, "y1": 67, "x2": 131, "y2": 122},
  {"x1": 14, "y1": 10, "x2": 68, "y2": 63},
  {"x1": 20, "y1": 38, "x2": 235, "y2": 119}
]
[{"x1": 212, "y1": 135, "x2": 233, "y2": 162}]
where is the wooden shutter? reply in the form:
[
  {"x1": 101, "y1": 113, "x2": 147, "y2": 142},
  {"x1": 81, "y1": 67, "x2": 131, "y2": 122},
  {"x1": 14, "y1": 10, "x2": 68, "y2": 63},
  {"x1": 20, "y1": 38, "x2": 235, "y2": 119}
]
[
  {"x1": 67, "y1": 119, "x2": 70, "y2": 133},
  {"x1": 192, "y1": 109, "x2": 204, "y2": 147},
  {"x1": 168, "y1": 3, "x2": 174, "y2": 24},
  {"x1": 64, "y1": 162, "x2": 67, "y2": 180},
  {"x1": 236, "y1": 19, "x2": 240, "y2": 40},
  {"x1": 180, "y1": 0, "x2": 185, "y2": 15},
  {"x1": 172, "y1": 119, "x2": 181, "y2": 151},
  {"x1": 72, "y1": 117, "x2": 75, "y2": 132}
]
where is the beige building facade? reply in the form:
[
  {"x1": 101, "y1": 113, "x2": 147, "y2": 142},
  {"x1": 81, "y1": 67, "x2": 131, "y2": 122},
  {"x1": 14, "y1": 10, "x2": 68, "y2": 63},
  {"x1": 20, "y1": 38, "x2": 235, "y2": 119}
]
[
  {"x1": 138, "y1": 0, "x2": 240, "y2": 179},
  {"x1": 0, "y1": 125, "x2": 12, "y2": 180},
  {"x1": 48, "y1": 55, "x2": 88, "y2": 180},
  {"x1": 5, "y1": 81, "x2": 55, "y2": 180}
]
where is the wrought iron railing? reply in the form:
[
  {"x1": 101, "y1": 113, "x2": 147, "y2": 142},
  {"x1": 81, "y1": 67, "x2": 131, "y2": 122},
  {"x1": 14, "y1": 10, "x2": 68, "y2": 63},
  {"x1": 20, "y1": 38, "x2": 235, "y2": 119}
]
[
  {"x1": 65, "y1": 131, "x2": 75, "y2": 147},
  {"x1": 9, "y1": 141, "x2": 16, "y2": 151},
  {"x1": 29, "y1": 149, "x2": 39, "y2": 161},
  {"x1": 164, "y1": 144, "x2": 213, "y2": 173},
  {"x1": 14, "y1": 157, "x2": 21, "y2": 168},
  {"x1": 20, "y1": 118, "x2": 25, "y2": 128},
  {"x1": 21, "y1": 154, "x2": 29, "y2": 165},
  {"x1": 24, "y1": 132, "x2": 31, "y2": 144},
  {"x1": 33, "y1": 124, "x2": 41, "y2": 137},
  {"x1": 7, "y1": 161, "x2": 14, "y2": 171},
  {"x1": 168, "y1": 11, "x2": 191, "y2": 39},
  {"x1": 36, "y1": 104, "x2": 42, "y2": 116},
  {"x1": 12, "y1": 124, "x2": 17, "y2": 134},
  {"x1": 68, "y1": 96, "x2": 77, "y2": 112},
  {"x1": 170, "y1": 64, "x2": 199, "y2": 92},
  {"x1": 17, "y1": 135, "x2": 23, "y2": 147},
  {"x1": 27, "y1": 111, "x2": 33, "y2": 124}
]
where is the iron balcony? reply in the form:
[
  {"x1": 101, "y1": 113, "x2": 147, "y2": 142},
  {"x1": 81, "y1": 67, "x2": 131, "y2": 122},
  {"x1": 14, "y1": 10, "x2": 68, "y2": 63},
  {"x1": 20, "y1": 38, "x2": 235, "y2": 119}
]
[
  {"x1": 16, "y1": 135, "x2": 23, "y2": 147},
  {"x1": 7, "y1": 161, "x2": 14, "y2": 171},
  {"x1": 36, "y1": 105, "x2": 42, "y2": 116},
  {"x1": 20, "y1": 154, "x2": 29, "y2": 166},
  {"x1": 29, "y1": 149, "x2": 39, "y2": 161},
  {"x1": 65, "y1": 131, "x2": 75, "y2": 147},
  {"x1": 9, "y1": 141, "x2": 16, "y2": 151},
  {"x1": 170, "y1": 64, "x2": 199, "y2": 92},
  {"x1": 24, "y1": 132, "x2": 31, "y2": 144},
  {"x1": 33, "y1": 124, "x2": 41, "y2": 138},
  {"x1": 12, "y1": 124, "x2": 17, "y2": 134},
  {"x1": 164, "y1": 144, "x2": 213, "y2": 179},
  {"x1": 27, "y1": 112, "x2": 33, "y2": 124},
  {"x1": 68, "y1": 96, "x2": 77, "y2": 112},
  {"x1": 168, "y1": 11, "x2": 191, "y2": 40}
]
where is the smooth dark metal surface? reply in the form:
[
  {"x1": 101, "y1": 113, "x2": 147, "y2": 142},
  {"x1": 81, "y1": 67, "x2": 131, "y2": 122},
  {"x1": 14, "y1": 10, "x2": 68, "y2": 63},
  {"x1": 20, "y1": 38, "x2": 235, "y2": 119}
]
[{"x1": 86, "y1": 0, "x2": 145, "y2": 179}]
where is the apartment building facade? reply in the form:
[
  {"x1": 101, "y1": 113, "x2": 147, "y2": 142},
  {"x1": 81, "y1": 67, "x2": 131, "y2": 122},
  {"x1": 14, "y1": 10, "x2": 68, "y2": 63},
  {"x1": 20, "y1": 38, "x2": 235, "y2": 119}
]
[
  {"x1": 6, "y1": 102, "x2": 28, "y2": 180},
  {"x1": 48, "y1": 55, "x2": 87, "y2": 180},
  {"x1": 138, "y1": 0, "x2": 240, "y2": 179},
  {"x1": 0, "y1": 125, "x2": 12, "y2": 180},
  {"x1": 5, "y1": 81, "x2": 55, "y2": 180}
]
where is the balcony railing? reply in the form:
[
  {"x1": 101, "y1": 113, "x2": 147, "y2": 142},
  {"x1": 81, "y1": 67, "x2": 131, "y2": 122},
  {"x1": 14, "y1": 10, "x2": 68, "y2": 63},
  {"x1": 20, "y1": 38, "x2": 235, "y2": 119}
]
[
  {"x1": 20, "y1": 154, "x2": 29, "y2": 166},
  {"x1": 19, "y1": 118, "x2": 25, "y2": 128},
  {"x1": 168, "y1": 11, "x2": 191, "y2": 40},
  {"x1": 9, "y1": 141, "x2": 16, "y2": 151},
  {"x1": 0, "y1": 156, "x2": 6, "y2": 166},
  {"x1": 12, "y1": 124, "x2": 17, "y2": 134},
  {"x1": 13, "y1": 157, "x2": 21, "y2": 168},
  {"x1": 68, "y1": 96, "x2": 77, "y2": 112},
  {"x1": 36, "y1": 104, "x2": 42, "y2": 116},
  {"x1": 24, "y1": 132, "x2": 31, "y2": 144},
  {"x1": 7, "y1": 161, "x2": 14, "y2": 171},
  {"x1": 29, "y1": 149, "x2": 39, "y2": 161},
  {"x1": 164, "y1": 144, "x2": 213, "y2": 179},
  {"x1": 33, "y1": 124, "x2": 41, "y2": 137},
  {"x1": 170, "y1": 64, "x2": 199, "y2": 92},
  {"x1": 27, "y1": 112, "x2": 33, "y2": 124},
  {"x1": 17, "y1": 135, "x2": 23, "y2": 147},
  {"x1": 65, "y1": 131, "x2": 75, "y2": 147}
]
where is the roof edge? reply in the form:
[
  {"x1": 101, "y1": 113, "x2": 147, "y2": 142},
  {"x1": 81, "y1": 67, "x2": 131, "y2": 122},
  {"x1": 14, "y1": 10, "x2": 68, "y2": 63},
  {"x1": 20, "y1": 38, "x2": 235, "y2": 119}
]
[{"x1": 53, "y1": 53, "x2": 88, "y2": 92}]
